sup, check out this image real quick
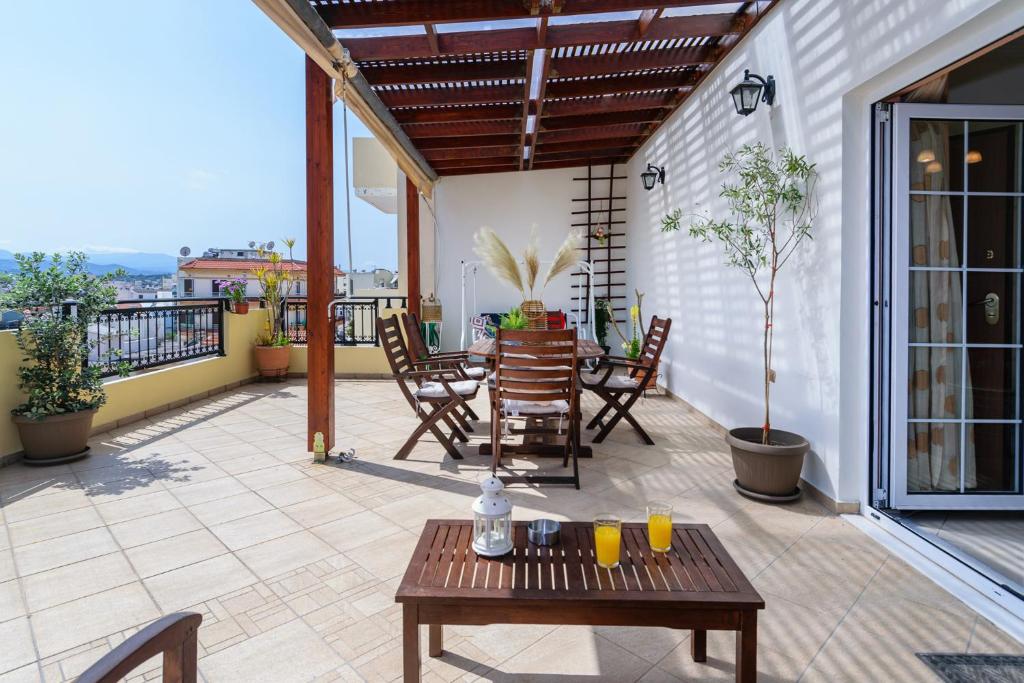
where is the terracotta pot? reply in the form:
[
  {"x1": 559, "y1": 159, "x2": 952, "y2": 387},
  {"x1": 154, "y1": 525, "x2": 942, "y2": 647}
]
[
  {"x1": 521, "y1": 300, "x2": 546, "y2": 330},
  {"x1": 254, "y1": 344, "x2": 290, "y2": 379},
  {"x1": 726, "y1": 427, "x2": 809, "y2": 500},
  {"x1": 13, "y1": 408, "x2": 96, "y2": 465},
  {"x1": 232, "y1": 302, "x2": 250, "y2": 315}
]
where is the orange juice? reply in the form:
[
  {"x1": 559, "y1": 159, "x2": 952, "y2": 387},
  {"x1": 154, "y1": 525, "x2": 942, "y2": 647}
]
[
  {"x1": 594, "y1": 525, "x2": 621, "y2": 568},
  {"x1": 648, "y1": 514, "x2": 673, "y2": 552}
]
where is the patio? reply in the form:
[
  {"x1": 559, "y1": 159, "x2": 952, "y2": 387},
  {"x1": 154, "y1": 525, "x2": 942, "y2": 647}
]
[{"x1": 1, "y1": 380, "x2": 1018, "y2": 682}]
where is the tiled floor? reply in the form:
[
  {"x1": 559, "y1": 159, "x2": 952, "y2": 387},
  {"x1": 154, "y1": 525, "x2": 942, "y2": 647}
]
[{"x1": 0, "y1": 380, "x2": 1020, "y2": 682}]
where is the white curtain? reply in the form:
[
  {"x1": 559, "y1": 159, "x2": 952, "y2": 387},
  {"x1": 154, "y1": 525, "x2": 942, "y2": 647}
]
[{"x1": 906, "y1": 119, "x2": 976, "y2": 492}]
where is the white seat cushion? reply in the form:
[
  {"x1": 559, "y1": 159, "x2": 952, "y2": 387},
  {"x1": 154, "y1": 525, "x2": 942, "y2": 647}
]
[
  {"x1": 462, "y1": 365, "x2": 487, "y2": 380},
  {"x1": 581, "y1": 373, "x2": 639, "y2": 390},
  {"x1": 415, "y1": 380, "x2": 479, "y2": 398},
  {"x1": 501, "y1": 399, "x2": 570, "y2": 415}
]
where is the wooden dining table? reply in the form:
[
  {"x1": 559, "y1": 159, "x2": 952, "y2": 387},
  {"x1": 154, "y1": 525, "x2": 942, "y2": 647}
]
[{"x1": 466, "y1": 335, "x2": 605, "y2": 459}]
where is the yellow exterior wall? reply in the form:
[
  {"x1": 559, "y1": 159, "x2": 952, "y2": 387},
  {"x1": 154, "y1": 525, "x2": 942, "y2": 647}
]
[
  {"x1": 0, "y1": 332, "x2": 24, "y2": 458},
  {"x1": 0, "y1": 307, "x2": 406, "y2": 459}
]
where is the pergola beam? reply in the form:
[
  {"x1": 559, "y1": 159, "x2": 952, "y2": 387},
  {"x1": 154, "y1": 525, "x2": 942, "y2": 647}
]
[
  {"x1": 540, "y1": 108, "x2": 665, "y2": 130},
  {"x1": 422, "y1": 145, "x2": 521, "y2": 161},
  {"x1": 534, "y1": 136, "x2": 643, "y2": 154},
  {"x1": 344, "y1": 14, "x2": 737, "y2": 61},
  {"x1": 378, "y1": 85, "x2": 523, "y2": 107},
  {"x1": 413, "y1": 134, "x2": 522, "y2": 150},
  {"x1": 318, "y1": 1, "x2": 742, "y2": 29},
  {"x1": 537, "y1": 122, "x2": 649, "y2": 144},
  {"x1": 541, "y1": 93, "x2": 675, "y2": 117},
  {"x1": 404, "y1": 120, "x2": 522, "y2": 138},
  {"x1": 361, "y1": 60, "x2": 528, "y2": 85},
  {"x1": 545, "y1": 71, "x2": 698, "y2": 98},
  {"x1": 391, "y1": 104, "x2": 522, "y2": 124},
  {"x1": 548, "y1": 46, "x2": 712, "y2": 78}
]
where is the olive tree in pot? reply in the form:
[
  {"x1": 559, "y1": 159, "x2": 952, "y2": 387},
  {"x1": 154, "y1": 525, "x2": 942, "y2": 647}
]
[
  {"x1": 0, "y1": 252, "x2": 126, "y2": 464},
  {"x1": 663, "y1": 143, "x2": 817, "y2": 501}
]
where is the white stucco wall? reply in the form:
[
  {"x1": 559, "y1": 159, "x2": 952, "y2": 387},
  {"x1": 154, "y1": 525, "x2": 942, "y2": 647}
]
[
  {"x1": 430, "y1": 168, "x2": 584, "y2": 351},
  {"x1": 624, "y1": 0, "x2": 1024, "y2": 504}
]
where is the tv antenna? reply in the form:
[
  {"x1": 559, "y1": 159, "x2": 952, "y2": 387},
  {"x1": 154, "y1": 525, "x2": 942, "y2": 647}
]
[{"x1": 179, "y1": 246, "x2": 191, "y2": 257}]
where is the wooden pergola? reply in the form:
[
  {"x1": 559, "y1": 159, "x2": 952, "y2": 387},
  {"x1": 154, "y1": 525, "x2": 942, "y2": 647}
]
[{"x1": 253, "y1": 0, "x2": 777, "y2": 452}]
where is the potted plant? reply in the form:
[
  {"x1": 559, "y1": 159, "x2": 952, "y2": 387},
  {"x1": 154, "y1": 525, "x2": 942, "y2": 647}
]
[
  {"x1": 220, "y1": 277, "x2": 249, "y2": 314},
  {"x1": 252, "y1": 239, "x2": 296, "y2": 379},
  {"x1": 607, "y1": 292, "x2": 658, "y2": 385},
  {"x1": 0, "y1": 252, "x2": 127, "y2": 464},
  {"x1": 663, "y1": 143, "x2": 817, "y2": 501},
  {"x1": 498, "y1": 306, "x2": 528, "y2": 330},
  {"x1": 473, "y1": 227, "x2": 579, "y2": 330}
]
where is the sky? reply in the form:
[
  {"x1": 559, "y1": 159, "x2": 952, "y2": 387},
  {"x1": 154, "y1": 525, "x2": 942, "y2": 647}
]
[{"x1": 0, "y1": 1, "x2": 397, "y2": 271}]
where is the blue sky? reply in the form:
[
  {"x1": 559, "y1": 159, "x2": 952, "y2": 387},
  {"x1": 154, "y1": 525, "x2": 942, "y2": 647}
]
[{"x1": 0, "y1": 1, "x2": 397, "y2": 270}]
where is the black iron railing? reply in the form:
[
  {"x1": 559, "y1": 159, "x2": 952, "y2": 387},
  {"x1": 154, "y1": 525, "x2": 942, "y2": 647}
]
[
  {"x1": 285, "y1": 297, "x2": 395, "y2": 346},
  {"x1": 89, "y1": 300, "x2": 224, "y2": 377}
]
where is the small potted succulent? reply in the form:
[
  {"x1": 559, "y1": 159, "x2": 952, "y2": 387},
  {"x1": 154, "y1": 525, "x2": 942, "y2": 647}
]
[
  {"x1": 0, "y1": 252, "x2": 128, "y2": 464},
  {"x1": 220, "y1": 277, "x2": 249, "y2": 314},
  {"x1": 663, "y1": 143, "x2": 817, "y2": 501},
  {"x1": 253, "y1": 239, "x2": 296, "y2": 379}
]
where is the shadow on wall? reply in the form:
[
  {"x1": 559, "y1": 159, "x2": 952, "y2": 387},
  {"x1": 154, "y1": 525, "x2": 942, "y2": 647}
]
[{"x1": 626, "y1": 0, "x2": 984, "y2": 498}]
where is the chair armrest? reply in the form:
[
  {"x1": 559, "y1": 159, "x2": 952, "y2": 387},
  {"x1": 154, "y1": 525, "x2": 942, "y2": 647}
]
[
  {"x1": 77, "y1": 612, "x2": 202, "y2": 683},
  {"x1": 398, "y1": 369, "x2": 462, "y2": 381},
  {"x1": 597, "y1": 357, "x2": 649, "y2": 370}
]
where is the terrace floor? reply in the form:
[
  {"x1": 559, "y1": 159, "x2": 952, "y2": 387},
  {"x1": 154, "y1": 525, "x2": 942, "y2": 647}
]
[{"x1": 0, "y1": 380, "x2": 1020, "y2": 682}]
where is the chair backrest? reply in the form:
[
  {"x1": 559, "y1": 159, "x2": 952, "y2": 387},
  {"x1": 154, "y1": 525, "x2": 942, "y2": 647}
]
[
  {"x1": 494, "y1": 328, "x2": 578, "y2": 409},
  {"x1": 376, "y1": 314, "x2": 415, "y2": 377},
  {"x1": 401, "y1": 311, "x2": 430, "y2": 361},
  {"x1": 632, "y1": 316, "x2": 672, "y2": 386}
]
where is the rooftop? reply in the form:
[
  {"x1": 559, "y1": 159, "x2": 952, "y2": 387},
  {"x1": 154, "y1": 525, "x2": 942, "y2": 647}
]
[
  {"x1": 0, "y1": 380, "x2": 1016, "y2": 681},
  {"x1": 179, "y1": 258, "x2": 346, "y2": 275}
]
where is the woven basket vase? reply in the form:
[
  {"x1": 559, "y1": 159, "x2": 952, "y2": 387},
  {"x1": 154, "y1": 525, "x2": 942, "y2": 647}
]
[{"x1": 521, "y1": 299, "x2": 547, "y2": 330}]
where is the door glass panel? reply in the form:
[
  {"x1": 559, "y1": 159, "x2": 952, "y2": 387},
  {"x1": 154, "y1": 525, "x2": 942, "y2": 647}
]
[
  {"x1": 907, "y1": 422, "x2": 961, "y2": 493},
  {"x1": 909, "y1": 347, "x2": 963, "y2": 420},
  {"x1": 967, "y1": 121, "x2": 1021, "y2": 193},
  {"x1": 909, "y1": 271, "x2": 963, "y2": 343},
  {"x1": 909, "y1": 195, "x2": 963, "y2": 266},
  {"x1": 965, "y1": 272, "x2": 1017, "y2": 345},
  {"x1": 910, "y1": 120, "x2": 964, "y2": 193},
  {"x1": 966, "y1": 196, "x2": 1021, "y2": 268},
  {"x1": 966, "y1": 347, "x2": 1018, "y2": 420},
  {"x1": 969, "y1": 423, "x2": 1018, "y2": 493}
]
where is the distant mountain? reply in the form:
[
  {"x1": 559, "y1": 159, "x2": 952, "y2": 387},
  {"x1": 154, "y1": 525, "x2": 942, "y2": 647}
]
[{"x1": 0, "y1": 250, "x2": 177, "y2": 277}]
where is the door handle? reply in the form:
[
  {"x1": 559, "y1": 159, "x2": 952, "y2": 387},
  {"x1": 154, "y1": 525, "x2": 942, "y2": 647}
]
[{"x1": 969, "y1": 292, "x2": 1000, "y2": 325}]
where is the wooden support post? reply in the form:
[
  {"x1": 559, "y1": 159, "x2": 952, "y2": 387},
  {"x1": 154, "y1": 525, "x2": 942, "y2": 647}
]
[
  {"x1": 406, "y1": 176, "x2": 421, "y2": 318},
  {"x1": 306, "y1": 56, "x2": 335, "y2": 452}
]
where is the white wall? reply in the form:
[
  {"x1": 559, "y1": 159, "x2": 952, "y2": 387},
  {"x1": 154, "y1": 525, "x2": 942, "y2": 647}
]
[
  {"x1": 625, "y1": 0, "x2": 1023, "y2": 503},
  {"x1": 430, "y1": 168, "x2": 585, "y2": 351}
]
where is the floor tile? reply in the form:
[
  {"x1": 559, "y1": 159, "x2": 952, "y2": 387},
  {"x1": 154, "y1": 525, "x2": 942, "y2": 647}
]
[
  {"x1": 0, "y1": 618, "x2": 36, "y2": 676},
  {"x1": 30, "y1": 583, "x2": 158, "y2": 658},
  {"x1": 124, "y1": 529, "x2": 228, "y2": 578},
  {"x1": 199, "y1": 618, "x2": 344, "y2": 683},
  {"x1": 108, "y1": 508, "x2": 202, "y2": 549},
  {"x1": 210, "y1": 510, "x2": 303, "y2": 551},
  {"x1": 21, "y1": 552, "x2": 136, "y2": 612},
  {"x1": 143, "y1": 555, "x2": 257, "y2": 612},
  {"x1": 14, "y1": 527, "x2": 119, "y2": 576},
  {"x1": 188, "y1": 491, "x2": 274, "y2": 526},
  {"x1": 235, "y1": 531, "x2": 336, "y2": 580}
]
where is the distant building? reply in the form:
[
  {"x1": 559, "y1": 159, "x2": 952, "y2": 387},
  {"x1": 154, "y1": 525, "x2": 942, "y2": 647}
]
[
  {"x1": 346, "y1": 268, "x2": 397, "y2": 297},
  {"x1": 177, "y1": 248, "x2": 346, "y2": 299}
]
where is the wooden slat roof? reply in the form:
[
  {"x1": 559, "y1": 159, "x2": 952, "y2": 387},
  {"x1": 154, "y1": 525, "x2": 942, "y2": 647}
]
[{"x1": 311, "y1": 0, "x2": 779, "y2": 176}]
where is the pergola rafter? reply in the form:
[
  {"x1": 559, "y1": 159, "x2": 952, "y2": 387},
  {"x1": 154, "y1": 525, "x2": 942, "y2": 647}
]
[{"x1": 306, "y1": 0, "x2": 778, "y2": 175}]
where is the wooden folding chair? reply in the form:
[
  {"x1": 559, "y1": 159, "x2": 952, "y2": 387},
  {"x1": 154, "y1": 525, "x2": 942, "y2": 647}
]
[
  {"x1": 401, "y1": 311, "x2": 487, "y2": 384},
  {"x1": 377, "y1": 315, "x2": 480, "y2": 460},
  {"x1": 582, "y1": 316, "x2": 671, "y2": 445},
  {"x1": 491, "y1": 328, "x2": 580, "y2": 488}
]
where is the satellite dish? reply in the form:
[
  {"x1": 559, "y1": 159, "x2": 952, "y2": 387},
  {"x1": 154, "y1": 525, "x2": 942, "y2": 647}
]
[
  {"x1": 267, "y1": 240, "x2": 275, "y2": 250},
  {"x1": 248, "y1": 241, "x2": 256, "y2": 248},
  {"x1": 179, "y1": 246, "x2": 191, "y2": 257}
]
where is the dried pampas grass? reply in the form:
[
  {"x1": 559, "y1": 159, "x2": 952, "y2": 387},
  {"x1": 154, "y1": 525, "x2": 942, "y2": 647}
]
[
  {"x1": 474, "y1": 227, "x2": 523, "y2": 294},
  {"x1": 523, "y1": 226, "x2": 540, "y2": 297},
  {"x1": 543, "y1": 231, "x2": 582, "y2": 288}
]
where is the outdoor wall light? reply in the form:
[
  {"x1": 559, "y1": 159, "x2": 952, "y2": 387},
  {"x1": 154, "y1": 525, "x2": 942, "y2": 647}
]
[
  {"x1": 641, "y1": 163, "x2": 665, "y2": 191},
  {"x1": 730, "y1": 69, "x2": 776, "y2": 116}
]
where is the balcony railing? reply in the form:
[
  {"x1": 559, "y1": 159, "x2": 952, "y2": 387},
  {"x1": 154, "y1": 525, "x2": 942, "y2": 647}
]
[
  {"x1": 89, "y1": 299, "x2": 224, "y2": 377},
  {"x1": 284, "y1": 296, "x2": 404, "y2": 346}
]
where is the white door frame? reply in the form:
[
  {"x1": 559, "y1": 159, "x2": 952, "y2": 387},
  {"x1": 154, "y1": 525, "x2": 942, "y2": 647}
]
[{"x1": 890, "y1": 102, "x2": 1024, "y2": 509}]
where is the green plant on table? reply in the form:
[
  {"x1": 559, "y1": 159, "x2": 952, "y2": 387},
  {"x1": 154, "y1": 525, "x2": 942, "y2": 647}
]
[
  {"x1": 662, "y1": 143, "x2": 817, "y2": 444},
  {"x1": 498, "y1": 306, "x2": 528, "y2": 330},
  {"x1": 608, "y1": 290, "x2": 646, "y2": 359},
  {"x1": 0, "y1": 252, "x2": 128, "y2": 421}
]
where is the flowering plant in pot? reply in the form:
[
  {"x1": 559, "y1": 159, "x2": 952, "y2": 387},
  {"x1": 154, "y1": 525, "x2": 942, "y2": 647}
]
[
  {"x1": 220, "y1": 277, "x2": 248, "y2": 314},
  {"x1": 663, "y1": 143, "x2": 817, "y2": 501},
  {"x1": 252, "y1": 239, "x2": 296, "y2": 379},
  {"x1": 0, "y1": 252, "x2": 128, "y2": 464}
]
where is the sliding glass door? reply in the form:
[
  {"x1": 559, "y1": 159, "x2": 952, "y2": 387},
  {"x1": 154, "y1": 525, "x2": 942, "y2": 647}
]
[{"x1": 890, "y1": 103, "x2": 1024, "y2": 509}]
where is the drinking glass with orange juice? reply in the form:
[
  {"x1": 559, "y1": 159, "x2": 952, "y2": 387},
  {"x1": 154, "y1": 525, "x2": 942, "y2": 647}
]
[
  {"x1": 647, "y1": 501, "x2": 673, "y2": 552},
  {"x1": 593, "y1": 514, "x2": 621, "y2": 569}
]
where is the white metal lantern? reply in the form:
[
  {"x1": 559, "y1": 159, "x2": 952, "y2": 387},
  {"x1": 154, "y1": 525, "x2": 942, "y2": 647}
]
[{"x1": 472, "y1": 476, "x2": 513, "y2": 557}]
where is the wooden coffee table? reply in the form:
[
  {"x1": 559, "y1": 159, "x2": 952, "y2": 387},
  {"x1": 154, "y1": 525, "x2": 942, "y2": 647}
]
[{"x1": 395, "y1": 520, "x2": 764, "y2": 682}]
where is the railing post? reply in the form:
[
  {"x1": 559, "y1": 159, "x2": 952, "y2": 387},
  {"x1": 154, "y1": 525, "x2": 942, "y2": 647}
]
[
  {"x1": 217, "y1": 302, "x2": 225, "y2": 357},
  {"x1": 373, "y1": 300, "x2": 380, "y2": 346}
]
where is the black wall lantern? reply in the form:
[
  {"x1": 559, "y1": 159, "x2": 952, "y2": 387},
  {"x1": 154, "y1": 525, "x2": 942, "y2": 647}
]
[
  {"x1": 640, "y1": 163, "x2": 665, "y2": 191},
  {"x1": 730, "y1": 69, "x2": 776, "y2": 116}
]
